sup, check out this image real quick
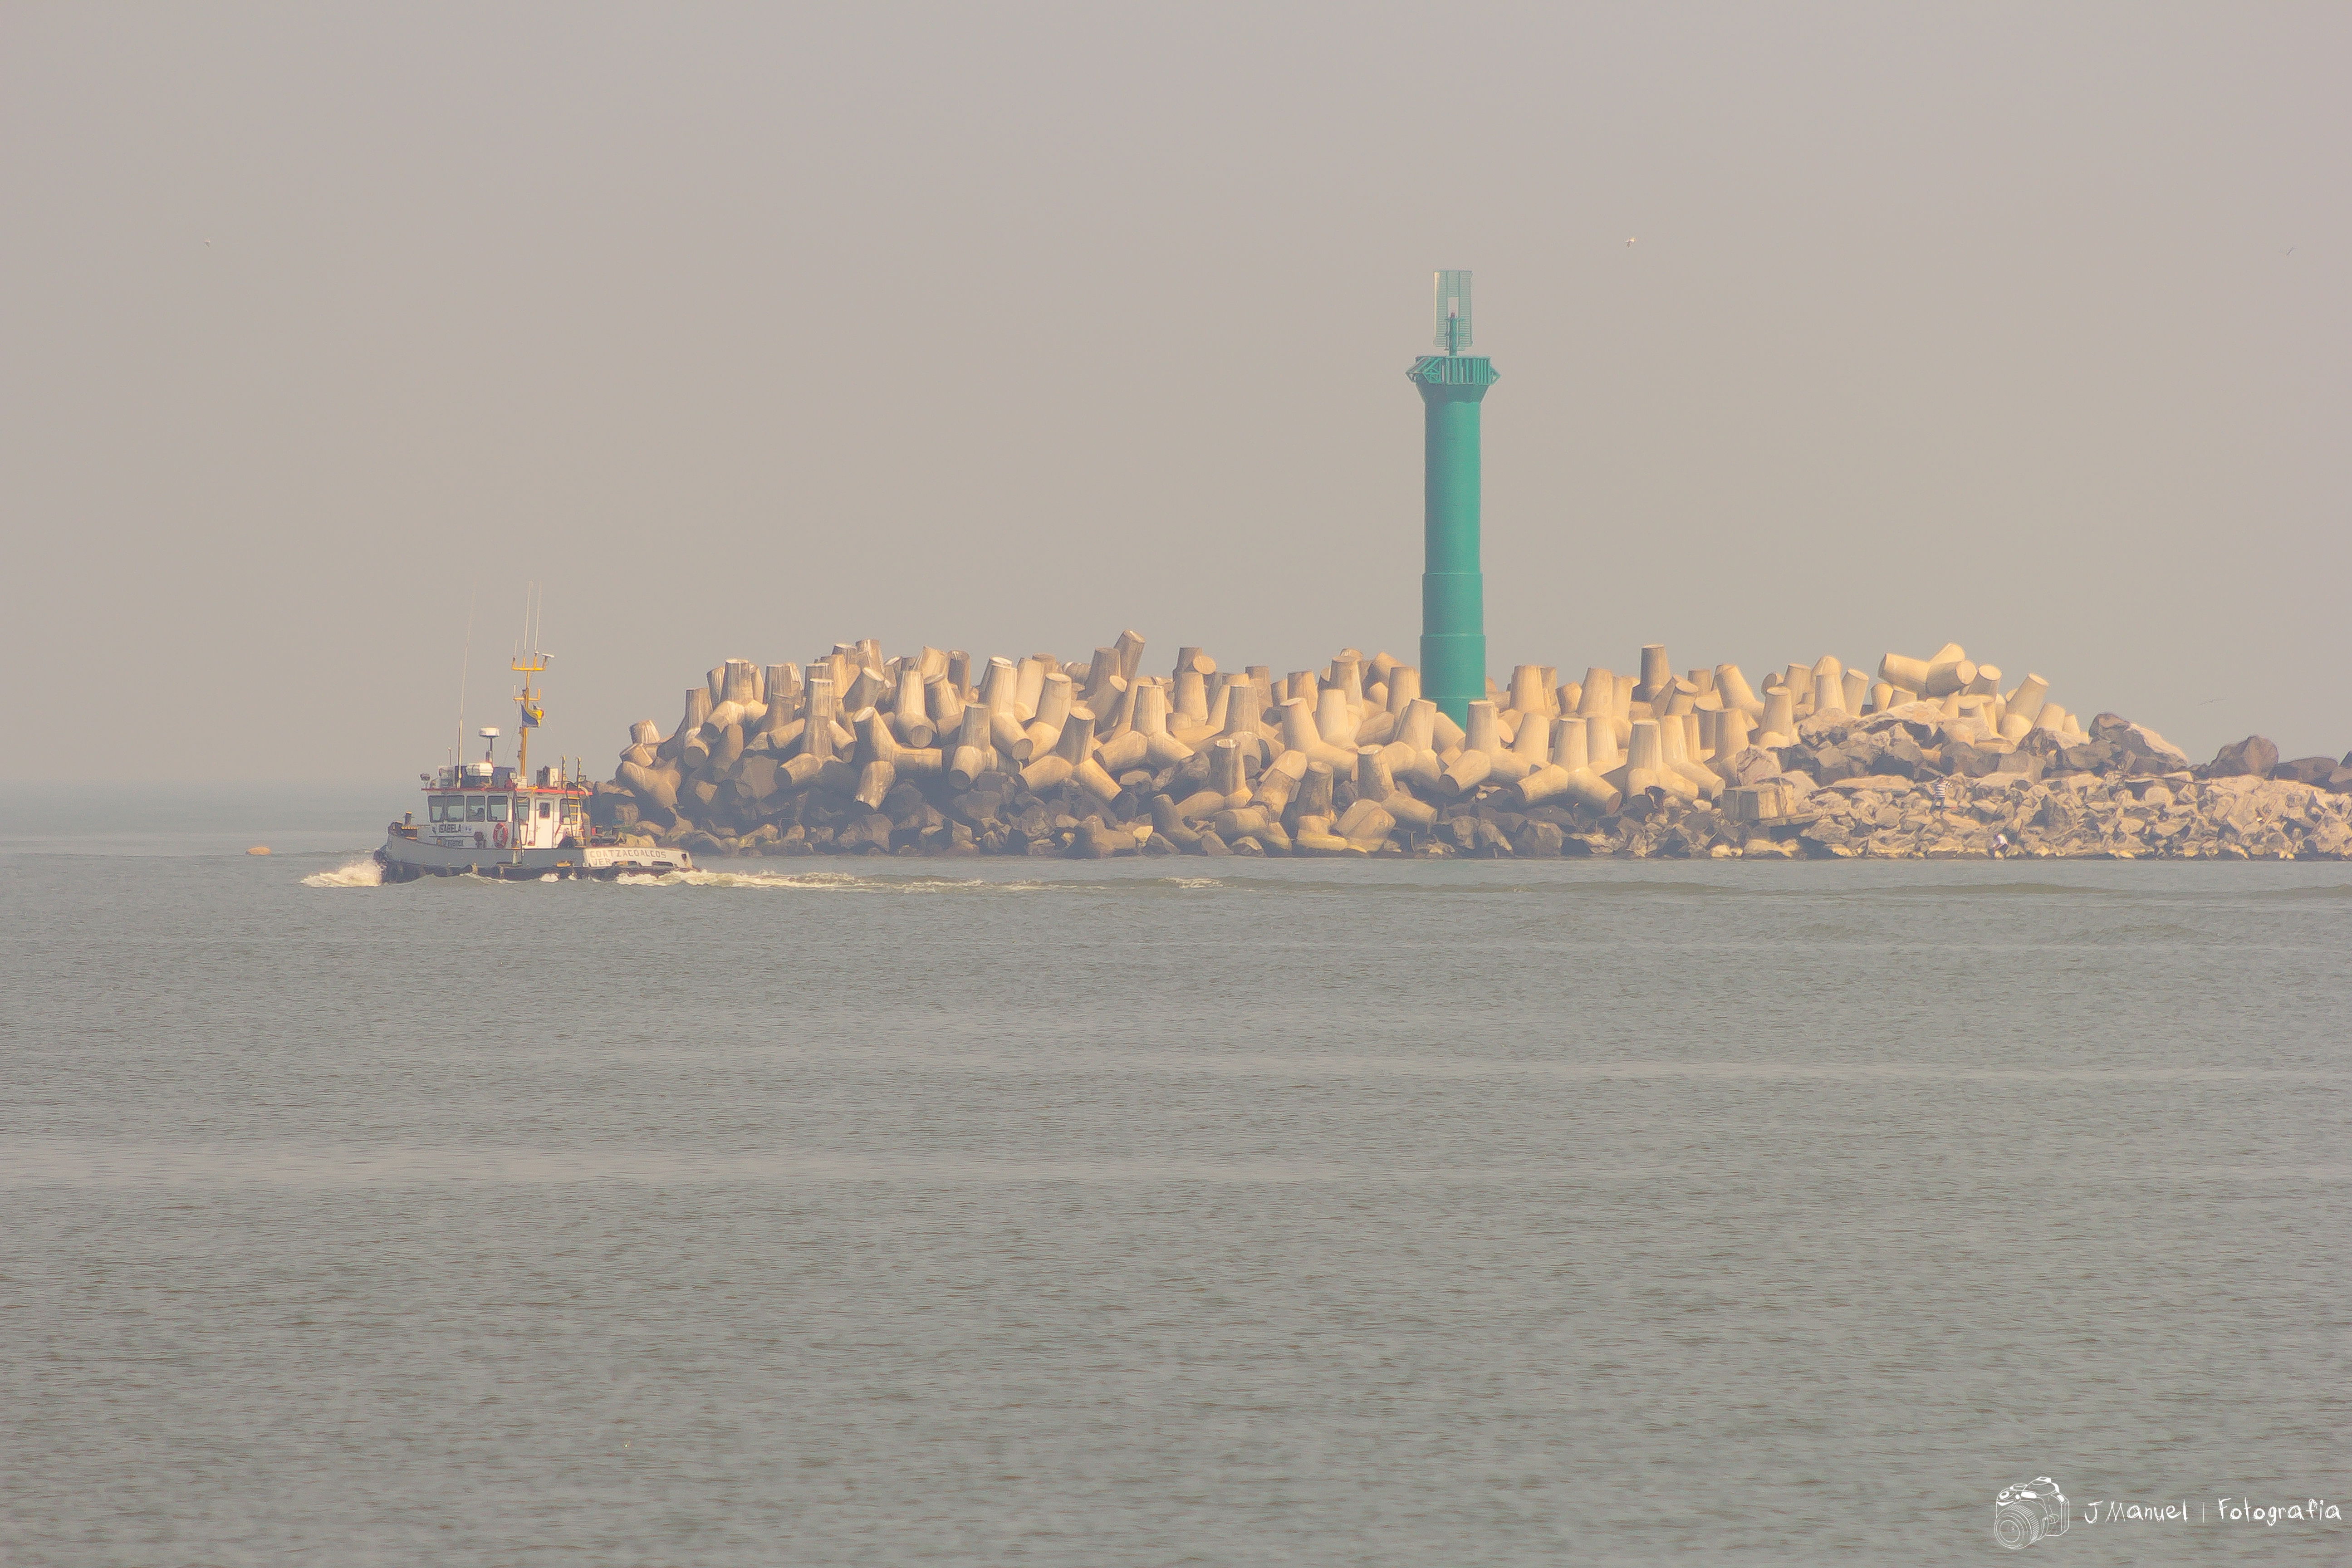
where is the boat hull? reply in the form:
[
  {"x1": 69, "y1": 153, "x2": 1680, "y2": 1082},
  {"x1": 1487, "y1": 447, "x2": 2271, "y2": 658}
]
[{"x1": 377, "y1": 836, "x2": 693, "y2": 881}]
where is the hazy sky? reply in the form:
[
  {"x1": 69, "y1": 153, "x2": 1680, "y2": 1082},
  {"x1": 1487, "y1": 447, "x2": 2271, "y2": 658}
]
[{"x1": 5, "y1": 4, "x2": 2345, "y2": 784}]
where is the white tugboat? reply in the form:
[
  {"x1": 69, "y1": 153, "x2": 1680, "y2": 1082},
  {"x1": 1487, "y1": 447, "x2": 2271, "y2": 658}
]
[{"x1": 377, "y1": 645, "x2": 691, "y2": 882}]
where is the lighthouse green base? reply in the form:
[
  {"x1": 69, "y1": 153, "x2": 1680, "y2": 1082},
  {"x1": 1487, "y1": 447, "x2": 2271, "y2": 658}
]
[{"x1": 1409, "y1": 354, "x2": 1499, "y2": 725}]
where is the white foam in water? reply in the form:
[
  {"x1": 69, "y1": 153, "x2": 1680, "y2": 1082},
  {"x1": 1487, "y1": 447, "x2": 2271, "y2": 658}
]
[
  {"x1": 612, "y1": 867, "x2": 993, "y2": 892},
  {"x1": 606, "y1": 867, "x2": 1244, "y2": 895},
  {"x1": 300, "y1": 857, "x2": 383, "y2": 888}
]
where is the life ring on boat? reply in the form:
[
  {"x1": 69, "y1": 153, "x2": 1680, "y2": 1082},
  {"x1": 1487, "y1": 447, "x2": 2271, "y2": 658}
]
[{"x1": 493, "y1": 822, "x2": 508, "y2": 848}]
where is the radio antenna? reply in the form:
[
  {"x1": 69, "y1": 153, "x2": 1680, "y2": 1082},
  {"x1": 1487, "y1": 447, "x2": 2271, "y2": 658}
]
[{"x1": 454, "y1": 583, "x2": 477, "y2": 767}]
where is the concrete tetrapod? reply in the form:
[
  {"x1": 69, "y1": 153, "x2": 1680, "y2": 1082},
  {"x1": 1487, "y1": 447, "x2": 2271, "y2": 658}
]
[
  {"x1": 1778, "y1": 666, "x2": 1811, "y2": 717},
  {"x1": 1098, "y1": 678, "x2": 1140, "y2": 740},
  {"x1": 1012, "y1": 657, "x2": 1047, "y2": 722},
  {"x1": 927, "y1": 675, "x2": 966, "y2": 739},
  {"x1": 1615, "y1": 717, "x2": 1698, "y2": 801},
  {"x1": 979, "y1": 658, "x2": 1033, "y2": 762},
  {"x1": 702, "y1": 700, "x2": 749, "y2": 741},
  {"x1": 861, "y1": 709, "x2": 943, "y2": 777},
  {"x1": 1079, "y1": 647, "x2": 1122, "y2": 712},
  {"x1": 1383, "y1": 664, "x2": 1421, "y2": 716},
  {"x1": 1464, "y1": 701, "x2": 1533, "y2": 783},
  {"x1": 675, "y1": 686, "x2": 714, "y2": 753},
  {"x1": 1212, "y1": 805, "x2": 1275, "y2": 845},
  {"x1": 1096, "y1": 727, "x2": 1150, "y2": 776},
  {"x1": 1134, "y1": 682, "x2": 1194, "y2": 769},
  {"x1": 1112, "y1": 629, "x2": 1147, "y2": 683},
  {"x1": 1280, "y1": 699, "x2": 1357, "y2": 772},
  {"x1": 1389, "y1": 699, "x2": 1445, "y2": 793},
  {"x1": 618, "y1": 760, "x2": 680, "y2": 815},
  {"x1": 708, "y1": 723, "x2": 745, "y2": 776},
  {"x1": 2002, "y1": 674, "x2": 2051, "y2": 741},
  {"x1": 893, "y1": 667, "x2": 935, "y2": 747},
  {"x1": 1331, "y1": 654, "x2": 1367, "y2": 721},
  {"x1": 1577, "y1": 667, "x2": 1614, "y2": 715},
  {"x1": 1147, "y1": 792, "x2": 1200, "y2": 851},
  {"x1": 1657, "y1": 709, "x2": 1724, "y2": 798},
  {"x1": 946, "y1": 704, "x2": 995, "y2": 789},
  {"x1": 1370, "y1": 739, "x2": 1437, "y2": 828},
  {"x1": 1715, "y1": 664, "x2": 1763, "y2": 721},
  {"x1": 1216, "y1": 678, "x2": 1269, "y2": 766},
  {"x1": 1025, "y1": 671, "x2": 1074, "y2": 759},
  {"x1": 800, "y1": 678, "x2": 838, "y2": 761},
  {"x1": 764, "y1": 664, "x2": 799, "y2": 718},
  {"x1": 1925, "y1": 653, "x2": 1977, "y2": 699},
  {"x1": 1024, "y1": 703, "x2": 1097, "y2": 794},
  {"x1": 1253, "y1": 749, "x2": 1309, "y2": 818},
  {"x1": 1879, "y1": 651, "x2": 1931, "y2": 693},
  {"x1": 1209, "y1": 736, "x2": 1249, "y2": 802},
  {"x1": 1708, "y1": 709, "x2": 1755, "y2": 780},
  {"x1": 1332, "y1": 797, "x2": 1396, "y2": 852},
  {"x1": 1316, "y1": 688, "x2": 1362, "y2": 752},
  {"x1": 1054, "y1": 710, "x2": 1115, "y2": 808},
  {"x1": 1555, "y1": 717, "x2": 1624, "y2": 813},
  {"x1": 1170, "y1": 667, "x2": 1213, "y2": 745},
  {"x1": 1842, "y1": 669, "x2": 1869, "y2": 715},
  {"x1": 1637, "y1": 644, "x2": 1673, "y2": 705},
  {"x1": 1293, "y1": 760, "x2": 1335, "y2": 819},
  {"x1": 1509, "y1": 664, "x2": 1551, "y2": 721},
  {"x1": 720, "y1": 659, "x2": 760, "y2": 708},
  {"x1": 1584, "y1": 708, "x2": 1625, "y2": 776},
  {"x1": 1516, "y1": 715, "x2": 1623, "y2": 813},
  {"x1": 843, "y1": 667, "x2": 887, "y2": 715},
  {"x1": 1509, "y1": 697, "x2": 1553, "y2": 772}
]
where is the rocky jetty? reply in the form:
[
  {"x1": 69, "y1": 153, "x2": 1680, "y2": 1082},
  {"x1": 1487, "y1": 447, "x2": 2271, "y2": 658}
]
[{"x1": 595, "y1": 637, "x2": 2352, "y2": 861}]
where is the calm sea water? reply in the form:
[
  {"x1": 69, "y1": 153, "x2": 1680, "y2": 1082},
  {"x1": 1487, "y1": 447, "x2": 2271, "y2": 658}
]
[{"x1": 3, "y1": 790, "x2": 2347, "y2": 1565}]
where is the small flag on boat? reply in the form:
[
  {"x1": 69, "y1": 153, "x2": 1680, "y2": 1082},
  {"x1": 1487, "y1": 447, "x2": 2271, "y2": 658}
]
[{"x1": 521, "y1": 703, "x2": 543, "y2": 728}]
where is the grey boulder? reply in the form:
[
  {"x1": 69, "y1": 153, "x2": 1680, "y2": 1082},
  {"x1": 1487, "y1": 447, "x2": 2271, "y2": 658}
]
[{"x1": 2207, "y1": 735, "x2": 2279, "y2": 779}]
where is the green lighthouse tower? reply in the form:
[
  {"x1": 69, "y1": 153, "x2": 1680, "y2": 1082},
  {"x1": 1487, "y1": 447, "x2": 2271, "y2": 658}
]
[{"x1": 1409, "y1": 270, "x2": 1499, "y2": 725}]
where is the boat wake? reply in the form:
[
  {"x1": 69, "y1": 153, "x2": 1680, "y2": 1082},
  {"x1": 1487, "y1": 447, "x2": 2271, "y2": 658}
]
[
  {"x1": 612, "y1": 868, "x2": 1250, "y2": 894},
  {"x1": 612, "y1": 867, "x2": 995, "y2": 892},
  {"x1": 301, "y1": 857, "x2": 385, "y2": 888}
]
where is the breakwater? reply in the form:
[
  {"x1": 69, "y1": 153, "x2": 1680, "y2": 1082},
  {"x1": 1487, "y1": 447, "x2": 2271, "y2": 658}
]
[{"x1": 597, "y1": 637, "x2": 2352, "y2": 860}]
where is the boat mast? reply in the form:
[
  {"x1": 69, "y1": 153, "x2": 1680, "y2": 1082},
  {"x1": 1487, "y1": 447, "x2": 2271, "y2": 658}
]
[{"x1": 512, "y1": 583, "x2": 549, "y2": 784}]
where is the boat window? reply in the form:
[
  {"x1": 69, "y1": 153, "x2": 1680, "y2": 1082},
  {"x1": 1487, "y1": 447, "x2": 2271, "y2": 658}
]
[
  {"x1": 467, "y1": 796, "x2": 488, "y2": 821},
  {"x1": 538, "y1": 799, "x2": 553, "y2": 818},
  {"x1": 487, "y1": 796, "x2": 509, "y2": 821},
  {"x1": 430, "y1": 795, "x2": 462, "y2": 822}
]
